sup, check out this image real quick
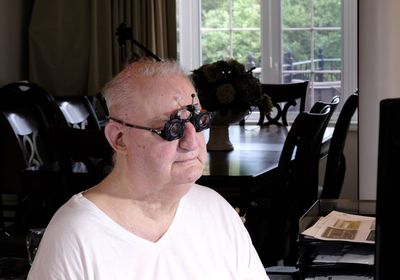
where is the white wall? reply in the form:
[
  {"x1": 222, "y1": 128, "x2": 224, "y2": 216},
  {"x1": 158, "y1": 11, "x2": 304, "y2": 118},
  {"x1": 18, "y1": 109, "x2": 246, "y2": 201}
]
[
  {"x1": 359, "y1": 0, "x2": 400, "y2": 199},
  {"x1": 319, "y1": 129, "x2": 358, "y2": 200},
  {"x1": 340, "y1": 130, "x2": 358, "y2": 199}
]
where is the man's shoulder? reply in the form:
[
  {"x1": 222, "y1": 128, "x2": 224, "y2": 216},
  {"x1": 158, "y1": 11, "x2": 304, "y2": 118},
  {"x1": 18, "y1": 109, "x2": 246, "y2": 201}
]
[
  {"x1": 186, "y1": 184, "x2": 232, "y2": 209},
  {"x1": 189, "y1": 184, "x2": 223, "y2": 199},
  {"x1": 45, "y1": 193, "x2": 101, "y2": 234}
]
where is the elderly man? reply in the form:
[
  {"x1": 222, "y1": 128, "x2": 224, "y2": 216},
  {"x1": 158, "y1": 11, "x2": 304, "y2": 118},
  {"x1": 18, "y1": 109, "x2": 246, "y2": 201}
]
[{"x1": 28, "y1": 59, "x2": 269, "y2": 280}]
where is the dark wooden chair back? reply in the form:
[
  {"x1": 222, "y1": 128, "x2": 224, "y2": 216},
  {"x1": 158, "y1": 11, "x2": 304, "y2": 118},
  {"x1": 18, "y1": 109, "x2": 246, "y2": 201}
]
[
  {"x1": 278, "y1": 105, "x2": 331, "y2": 209},
  {"x1": 310, "y1": 95, "x2": 341, "y2": 155},
  {"x1": 319, "y1": 92, "x2": 358, "y2": 199},
  {"x1": 310, "y1": 95, "x2": 340, "y2": 117},
  {"x1": 54, "y1": 94, "x2": 112, "y2": 194},
  {"x1": 0, "y1": 82, "x2": 113, "y2": 233},
  {"x1": 0, "y1": 82, "x2": 64, "y2": 233},
  {"x1": 52, "y1": 126, "x2": 113, "y2": 195},
  {"x1": 0, "y1": 112, "x2": 28, "y2": 231},
  {"x1": 0, "y1": 82, "x2": 63, "y2": 185},
  {"x1": 56, "y1": 96, "x2": 100, "y2": 130},
  {"x1": 88, "y1": 92, "x2": 109, "y2": 127},
  {"x1": 55, "y1": 96, "x2": 104, "y2": 130},
  {"x1": 260, "y1": 81, "x2": 309, "y2": 126},
  {"x1": 0, "y1": 82, "x2": 67, "y2": 129},
  {"x1": 246, "y1": 105, "x2": 331, "y2": 267}
]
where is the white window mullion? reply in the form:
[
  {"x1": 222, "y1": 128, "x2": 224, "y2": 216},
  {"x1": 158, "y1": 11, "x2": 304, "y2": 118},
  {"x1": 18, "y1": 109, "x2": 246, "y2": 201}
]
[
  {"x1": 342, "y1": 0, "x2": 358, "y2": 99},
  {"x1": 261, "y1": 0, "x2": 281, "y2": 83},
  {"x1": 229, "y1": 0, "x2": 233, "y2": 58},
  {"x1": 178, "y1": 0, "x2": 201, "y2": 73}
]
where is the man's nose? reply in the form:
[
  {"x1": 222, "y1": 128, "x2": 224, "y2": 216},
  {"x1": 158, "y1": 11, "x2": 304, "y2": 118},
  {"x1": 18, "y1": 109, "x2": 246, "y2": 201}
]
[{"x1": 179, "y1": 121, "x2": 199, "y2": 149}]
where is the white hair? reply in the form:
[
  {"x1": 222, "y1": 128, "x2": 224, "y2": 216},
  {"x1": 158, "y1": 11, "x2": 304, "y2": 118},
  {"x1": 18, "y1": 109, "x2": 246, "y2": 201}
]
[{"x1": 102, "y1": 58, "x2": 189, "y2": 117}]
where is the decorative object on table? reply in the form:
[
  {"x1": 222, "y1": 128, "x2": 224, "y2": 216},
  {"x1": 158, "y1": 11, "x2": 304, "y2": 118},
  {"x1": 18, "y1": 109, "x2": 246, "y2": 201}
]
[{"x1": 191, "y1": 59, "x2": 272, "y2": 151}]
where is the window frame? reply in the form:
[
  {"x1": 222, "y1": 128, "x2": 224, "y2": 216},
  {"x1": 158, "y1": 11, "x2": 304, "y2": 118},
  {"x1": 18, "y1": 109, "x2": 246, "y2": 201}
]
[{"x1": 177, "y1": 0, "x2": 358, "y2": 123}]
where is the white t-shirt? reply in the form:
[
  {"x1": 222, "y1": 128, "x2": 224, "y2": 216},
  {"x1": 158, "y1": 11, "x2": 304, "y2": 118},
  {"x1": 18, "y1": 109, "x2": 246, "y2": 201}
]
[{"x1": 28, "y1": 184, "x2": 269, "y2": 280}]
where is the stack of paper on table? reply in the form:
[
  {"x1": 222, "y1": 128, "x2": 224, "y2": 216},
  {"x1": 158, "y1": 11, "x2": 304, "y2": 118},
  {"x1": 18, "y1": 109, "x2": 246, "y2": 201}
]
[{"x1": 301, "y1": 210, "x2": 375, "y2": 244}]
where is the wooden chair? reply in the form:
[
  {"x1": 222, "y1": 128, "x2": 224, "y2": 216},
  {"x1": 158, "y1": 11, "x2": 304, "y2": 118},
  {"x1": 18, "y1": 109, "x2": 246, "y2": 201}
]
[
  {"x1": 52, "y1": 126, "x2": 113, "y2": 196},
  {"x1": 259, "y1": 81, "x2": 309, "y2": 126},
  {"x1": 55, "y1": 93, "x2": 108, "y2": 130},
  {"x1": 310, "y1": 95, "x2": 341, "y2": 157},
  {"x1": 0, "y1": 82, "x2": 64, "y2": 233},
  {"x1": 0, "y1": 84, "x2": 61, "y2": 277},
  {"x1": 300, "y1": 96, "x2": 341, "y2": 200},
  {"x1": 0, "y1": 83, "x2": 112, "y2": 276},
  {"x1": 54, "y1": 95, "x2": 112, "y2": 192},
  {"x1": 87, "y1": 92, "x2": 109, "y2": 127},
  {"x1": 310, "y1": 96, "x2": 340, "y2": 120},
  {"x1": 319, "y1": 92, "x2": 358, "y2": 199},
  {"x1": 0, "y1": 235, "x2": 30, "y2": 278},
  {"x1": 55, "y1": 96, "x2": 104, "y2": 130},
  {"x1": 245, "y1": 104, "x2": 331, "y2": 267},
  {"x1": 0, "y1": 82, "x2": 112, "y2": 233}
]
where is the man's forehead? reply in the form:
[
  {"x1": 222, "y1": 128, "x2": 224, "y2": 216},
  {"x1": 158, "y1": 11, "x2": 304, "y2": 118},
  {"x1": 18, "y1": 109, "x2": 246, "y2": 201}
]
[
  {"x1": 173, "y1": 92, "x2": 199, "y2": 104},
  {"x1": 131, "y1": 92, "x2": 194, "y2": 122},
  {"x1": 159, "y1": 94, "x2": 200, "y2": 120}
]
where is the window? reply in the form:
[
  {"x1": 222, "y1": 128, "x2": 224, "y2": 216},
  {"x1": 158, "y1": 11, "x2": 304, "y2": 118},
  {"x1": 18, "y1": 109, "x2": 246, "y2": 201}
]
[
  {"x1": 280, "y1": 0, "x2": 345, "y2": 108},
  {"x1": 200, "y1": 0, "x2": 261, "y2": 67},
  {"x1": 177, "y1": 0, "x2": 357, "y2": 119}
]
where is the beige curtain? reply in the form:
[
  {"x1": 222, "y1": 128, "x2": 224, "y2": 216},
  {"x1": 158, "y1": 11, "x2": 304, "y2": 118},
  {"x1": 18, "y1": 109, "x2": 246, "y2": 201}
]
[
  {"x1": 114, "y1": 0, "x2": 177, "y2": 68},
  {"x1": 28, "y1": 0, "x2": 176, "y2": 97}
]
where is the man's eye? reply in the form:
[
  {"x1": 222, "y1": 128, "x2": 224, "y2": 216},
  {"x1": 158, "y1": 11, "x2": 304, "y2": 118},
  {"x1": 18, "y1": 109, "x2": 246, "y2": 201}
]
[
  {"x1": 169, "y1": 122, "x2": 182, "y2": 137},
  {"x1": 199, "y1": 113, "x2": 211, "y2": 128}
]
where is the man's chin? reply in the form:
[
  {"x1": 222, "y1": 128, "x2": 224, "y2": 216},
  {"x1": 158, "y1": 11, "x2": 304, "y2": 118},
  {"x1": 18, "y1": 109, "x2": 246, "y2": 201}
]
[
  {"x1": 176, "y1": 169, "x2": 203, "y2": 185},
  {"x1": 172, "y1": 160, "x2": 204, "y2": 182}
]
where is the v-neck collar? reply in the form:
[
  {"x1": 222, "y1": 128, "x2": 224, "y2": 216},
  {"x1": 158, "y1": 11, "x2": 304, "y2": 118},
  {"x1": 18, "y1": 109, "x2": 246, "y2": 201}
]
[{"x1": 76, "y1": 190, "x2": 187, "y2": 249}]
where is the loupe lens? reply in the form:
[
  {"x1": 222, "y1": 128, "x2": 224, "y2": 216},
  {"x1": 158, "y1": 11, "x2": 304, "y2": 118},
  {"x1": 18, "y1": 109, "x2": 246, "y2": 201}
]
[
  {"x1": 194, "y1": 112, "x2": 213, "y2": 132},
  {"x1": 163, "y1": 119, "x2": 184, "y2": 141}
]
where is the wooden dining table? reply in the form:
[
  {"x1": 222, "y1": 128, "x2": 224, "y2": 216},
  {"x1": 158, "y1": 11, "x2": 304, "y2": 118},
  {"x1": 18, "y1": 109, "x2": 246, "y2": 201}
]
[{"x1": 196, "y1": 124, "x2": 333, "y2": 207}]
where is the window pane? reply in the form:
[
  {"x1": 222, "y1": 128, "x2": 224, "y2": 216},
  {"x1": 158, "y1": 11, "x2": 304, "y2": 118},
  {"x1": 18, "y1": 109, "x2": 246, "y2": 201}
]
[
  {"x1": 314, "y1": 0, "x2": 341, "y2": 27},
  {"x1": 281, "y1": 0, "x2": 344, "y2": 114},
  {"x1": 283, "y1": 30, "x2": 311, "y2": 65},
  {"x1": 232, "y1": 31, "x2": 261, "y2": 65},
  {"x1": 314, "y1": 31, "x2": 342, "y2": 64},
  {"x1": 282, "y1": 0, "x2": 312, "y2": 28},
  {"x1": 201, "y1": 31, "x2": 230, "y2": 64},
  {"x1": 313, "y1": 81, "x2": 342, "y2": 103},
  {"x1": 202, "y1": 0, "x2": 229, "y2": 29},
  {"x1": 201, "y1": 0, "x2": 261, "y2": 66},
  {"x1": 314, "y1": 30, "x2": 341, "y2": 72},
  {"x1": 232, "y1": 0, "x2": 260, "y2": 28},
  {"x1": 314, "y1": 29, "x2": 342, "y2": 103}
]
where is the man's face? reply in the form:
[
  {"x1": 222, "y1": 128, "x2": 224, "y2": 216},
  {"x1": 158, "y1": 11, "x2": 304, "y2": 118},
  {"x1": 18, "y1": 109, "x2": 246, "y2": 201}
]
[{"x1": 121, "y1": 74, "x2": 207, "y2": 194}]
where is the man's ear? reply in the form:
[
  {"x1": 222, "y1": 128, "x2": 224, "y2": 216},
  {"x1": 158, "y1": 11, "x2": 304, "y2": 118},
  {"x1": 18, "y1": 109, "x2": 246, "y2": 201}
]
[{"x1": 104, "y1": 122, "x2": 127, "y2": 153}]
